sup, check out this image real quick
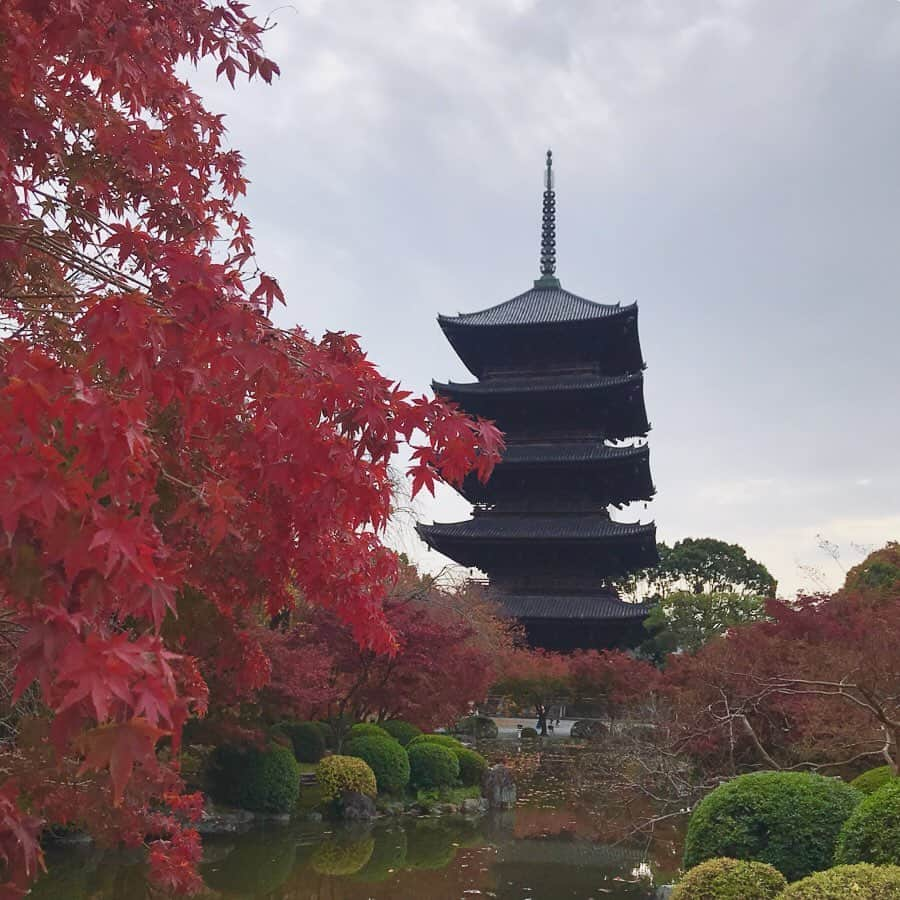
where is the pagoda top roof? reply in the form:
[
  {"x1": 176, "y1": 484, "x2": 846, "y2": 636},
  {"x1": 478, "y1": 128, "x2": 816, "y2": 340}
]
[
  {"x1": 418, "y1": 515, "x2": 654, "y2": 541},
  {"x1": 498, "y1": 593, "x2": 653, "y2": 621},
  {"x1": 434, "y1": 371, "x2": 640, "y2": 396},
  {"x1": 439, "y1": 285, "x2": 632, "y2": 329},
  {"x1": 499, "y1": 441, "x2": 648, "y2": 465}
]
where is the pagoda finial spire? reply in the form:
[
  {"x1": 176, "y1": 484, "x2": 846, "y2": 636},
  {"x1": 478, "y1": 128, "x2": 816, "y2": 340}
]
[{"x1": 535, "y1": 148, "x2": 561, "y2": 289}]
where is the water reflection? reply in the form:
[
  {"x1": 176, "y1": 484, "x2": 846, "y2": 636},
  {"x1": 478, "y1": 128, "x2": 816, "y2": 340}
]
[{"x1": 33, "y1": 812, "x2": 662, "y2": 899}]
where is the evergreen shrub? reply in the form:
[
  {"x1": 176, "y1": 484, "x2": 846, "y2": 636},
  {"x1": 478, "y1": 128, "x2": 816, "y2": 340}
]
[
  {"x1": 407, "y1": 733, "x2": 465, "y2": 750},
  {"x1": 454, "y1": 715, "x2": 499, "y2": 739},
  {"x1": 683, "y1": 771, "x2": 861, "y2": 881},
  {"x1": 835, "y1": 780, "x2": 900, "y2": 866},
  {"x1": 454, "y1": 747, "x2": 488, "y2": 787},
  {"x1": 520, "y1": 726, "x2": 539, "y2": 738},
  {"x1": 314, "y1": 720, "x2": 335, "y2": 749},
  {"x1": 208, "y1": 743, "x2": 300, "y2": 813},
  {"x1": 348, "y1": 722, "x2": 393, "y2": 742},
  {"x1": 777, "y1": 864, "x2": 900, "y2": 899},
  {"x1": 850, "y1": 766, "x2": 895, "y2": 796},
  {"x1": 316, "y1": 755, "x2": 377, "y2": 800},
  {"x1": 281, "y1": 721, "x2": 326, "y2": 763},
  {"x1": 345, "y1": 735, "x2": 410, "y2": 794},
  {"x1": 408, "y1": 742, "x2": 459, "y2": 790},
  {"x1": 671, "y1": 857, "x2": 786, "y2": 899},
  {"x1": 380, "y1": 720, "x2": 422, "y2": 746}
]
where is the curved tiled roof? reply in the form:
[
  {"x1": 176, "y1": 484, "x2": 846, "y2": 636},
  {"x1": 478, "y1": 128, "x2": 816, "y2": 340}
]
[
  {"x1": 499, "y1": 441, "x2": 648, "y2": 465},
  {"x1": 439, "y1": 286, "x2": 632, "y2": 327},
  {"x1": 498, "y1": 594, "x2": 653, "y2": 621},
  {"x1": 433, "y1": 372, "x2": 641, "y2": 396},
  {"x1": 417, "y1": 515, "x2": 654, "y2": 541}
]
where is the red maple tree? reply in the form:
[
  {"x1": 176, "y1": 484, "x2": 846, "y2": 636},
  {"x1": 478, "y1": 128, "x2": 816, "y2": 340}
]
[{"x1": 0, "y1": 0, "x2": 502, "y2": 892}]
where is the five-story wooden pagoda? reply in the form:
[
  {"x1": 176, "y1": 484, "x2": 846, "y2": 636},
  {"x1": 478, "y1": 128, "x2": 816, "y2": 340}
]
[{"x1": 417, "y1": 151, "x2": 658, "y2": 650}]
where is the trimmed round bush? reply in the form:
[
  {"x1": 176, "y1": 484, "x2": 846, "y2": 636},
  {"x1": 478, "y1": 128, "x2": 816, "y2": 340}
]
[
  {"x1": 348, "y1": 722, "x2": 393, "y2": 742},
  {"x1": 850, "y1": 766, "x2": 895, "y2": 796},
  {"x1": 671, "y1": 857, "x2": 786, "y2": 899},
  {"x1": 345, "y1": 735, "x2": 410, "y2": 794},
  {"x1": 207, "y1": 743, "x2": 300, "y2": 813},
  {"x1": 408, "y1": 733, "x2": 464, "y2": 751},
  {"x1": 381, "y1": 720, "x2": 422, "y2": 746},
  {"x1": 281, "y1": 721, "x2": 326, "y2": 763},
  {"x1": 778, "y1": 863, "x2": 900, "y2": 899},
  {"x1": 835, "y1": 780, "x2": 900, "y2": 866},
  {"x1": 454, "y1": 747, "x2": 488, "y2": 787},
  {"x1": 571, "y1": 719, "x2": 607, "y2": 740},
  {"x1": 454, "y1": 715, "x2": 499, "y2": 740},
  {"x1": 316, "y1": 754, "x2": 377, "y2": 800},
  {"x1": 314, "y1": 720, "x2": 335, "y2": 749},
  {"x1": 520, "y1": 726, "x2": 538, "y2": 739},
  {"x1": 408, "y1": 742, "x2": 460, "y2": 790},
  {"x1": 683, "y1": 771, "x2": 861, "y2": 881}
]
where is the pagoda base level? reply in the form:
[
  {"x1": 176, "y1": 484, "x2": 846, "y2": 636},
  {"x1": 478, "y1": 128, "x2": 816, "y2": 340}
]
[{"x1": 520, "y1": 617, "x2": 648, "y2": 652}]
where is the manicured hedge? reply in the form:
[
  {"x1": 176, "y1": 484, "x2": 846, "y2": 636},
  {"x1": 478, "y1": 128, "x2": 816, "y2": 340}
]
[
  {"x1": 849, "y1": 765, "x2": 895, "y2": 796},
  {"x1": 672, "y1": 857, "x2": 786, "y2": 900},
  {"x1": 407, "y1": 742, "x2": 459, "y2": 790},
  {"x1": 408, "y1": 733, "x2": 464, "y2": 751},
  {"x1": 777, "y1": 863, "x2": 900, "y2": 898},
  {"x1": 281, "y1": 721, "x2": 326, "y2": 763},
  {"x1": 316, "y1": 755, "x2": 377, "y2": 800},
  {"x1": 454, "y1": 747, "x2": 488, "y2": 787},
  {"x1": 454, "y1": 715, "x2": 499, "y2": 739},
  {"x1": 314, "y1": 720, "x2": 335, "y2": 749},
  {"x1": 207, "y1": 743, "x2": 300, "y2": 813},
  {"x1": 835, "y1": 780, "x2": 900, "y2": 866},
  {"x1": 683, "y1": 771, "x2": 861, "y2": 881},
  {"x1": 380, "y1": 720, "x2": 422, "y2": 746},
  {"x1": 345, "y1": 735, "x2": 410, "y2": 794},
  {"x1": 348, "y1": 722, "x2": 393, "y2": 742},
  {"x1": 520, "y1": 726, "x2": 538, "y2": 738}
]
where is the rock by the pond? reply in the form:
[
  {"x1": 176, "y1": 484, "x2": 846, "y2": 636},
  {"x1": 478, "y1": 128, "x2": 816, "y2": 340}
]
[
  {"x1": 482, "y1": 764, "x2": 516, "y2": 810},
  {"x1": 460, "y1": 797, "x2": 489, "y2": 816},
  {"x1": 196, "y1": 806, "x2": 255, "y2": 835},
  {"x1": 340, "y1": 790, "x2": 377, "y2": 821}
]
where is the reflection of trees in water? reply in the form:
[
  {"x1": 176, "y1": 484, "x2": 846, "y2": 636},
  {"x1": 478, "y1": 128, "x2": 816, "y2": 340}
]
[{"x1": 203, "y1": 827, "x2": 297, "y2": 895}]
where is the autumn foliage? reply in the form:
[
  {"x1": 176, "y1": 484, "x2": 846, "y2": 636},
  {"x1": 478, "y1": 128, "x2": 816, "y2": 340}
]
[{"x1": 0, "y1": 0, "x2": 502, "y2": 892}]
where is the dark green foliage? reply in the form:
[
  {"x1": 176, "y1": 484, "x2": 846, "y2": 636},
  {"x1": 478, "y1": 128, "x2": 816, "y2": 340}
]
[
  {"x1": 671, "y1": 857, "x2": 786, "y2": 899},
  {"x1": 570, "y1": 720, "x2": 605, "y2": 740},
  {"x1": 314, "y1": 720, "x2": 335, "y2": 749},
  {"x1": 407, "y1": 742, "x2": 460, "y2": 790},
  {"x1": 778, "y1": 864, "x2": 900, "y2": 899},
  {"x1": 850, "y1": 766, "x2": 895, "y2": 795},
  {"x1": 520, "y1": 726, "x2": 538, "y2": 738},
  {"x1": 207, "y1": 743, "x2": 300, "y2": 813},
  {"x1": 380, "y1": 720, "x2": 422, "y2": 746},
  {"x1": 344, "y1": 735, "x2": 410, "y2": 794},
  {"x1": 835, "y1": 780, "x2": 900, "y2": 866},
  {"x1": 683, "y1": 771, "x2": 861, "y2": 881},
  {"x1": 281, "y1": 721, "x2": 326, "y2": 763},
  {"x1": 454, "y1": 747, "x2": 488, "y2": 787},
  {"x1": 454, "y1": 715, "x2": 499, "y2": 739},
  {"x1": 407, "y1": 733, "x2": 464, "y2": 750},
  {"x1": 348, "y1": 722, "x2": 393, "y2": 741}
]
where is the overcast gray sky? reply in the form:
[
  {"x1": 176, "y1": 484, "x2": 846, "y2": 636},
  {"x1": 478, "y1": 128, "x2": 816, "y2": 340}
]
[{"x1": 197, "y1": 0, "x2": 900, "y2": 596}]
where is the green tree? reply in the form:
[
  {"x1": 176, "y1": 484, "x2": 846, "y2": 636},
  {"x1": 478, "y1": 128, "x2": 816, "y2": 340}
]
[
  {"x1": 643, "y1": 590, "x2": 767, "y2": 657},
  {"x1": 622, "y1": 537, "x2": 776, "y2": 600}
]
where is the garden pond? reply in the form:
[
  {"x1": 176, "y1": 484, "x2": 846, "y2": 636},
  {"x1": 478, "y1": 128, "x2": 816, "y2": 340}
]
[{"x1": 30, "y1": 743, "x2": 685, "y2": 899}]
